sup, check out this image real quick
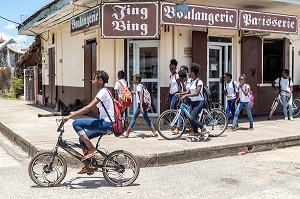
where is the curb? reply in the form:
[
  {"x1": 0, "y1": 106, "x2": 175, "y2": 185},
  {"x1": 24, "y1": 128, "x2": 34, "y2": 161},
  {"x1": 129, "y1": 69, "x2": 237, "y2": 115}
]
[{"x1": 1, "y1": 122, "x2": 300, "y2": 168}]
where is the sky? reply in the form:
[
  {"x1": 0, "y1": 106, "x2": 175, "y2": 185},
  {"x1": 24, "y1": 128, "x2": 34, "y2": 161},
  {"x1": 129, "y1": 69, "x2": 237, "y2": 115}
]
[{"x1": 0, "y1": 0, "x2": 54, "y2": 47}]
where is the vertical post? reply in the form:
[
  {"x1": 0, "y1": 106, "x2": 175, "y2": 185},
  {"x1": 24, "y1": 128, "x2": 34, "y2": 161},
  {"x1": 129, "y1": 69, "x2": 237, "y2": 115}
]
[
  {"x1": 34, "y1": 65, "x2": 39, "y2": 104},
  {"x1": 23, "y1": 69, "x2": 27, "y2": 100}
]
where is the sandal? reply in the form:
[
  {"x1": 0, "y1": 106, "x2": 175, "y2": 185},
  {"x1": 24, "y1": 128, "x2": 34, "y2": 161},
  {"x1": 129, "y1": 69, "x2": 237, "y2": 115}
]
[
  {"x1": 200, "y1": 129, "x2": 210, "y2": 140},
  {"x1": 230, "y1": 126, "x2": 238, "y2": 131},
  {"x1": 123, "y1": 131, "x2": 129, "y2": 138},
  {"x1": 150, "y1": 132, "x2": 158, "y2": 137}
]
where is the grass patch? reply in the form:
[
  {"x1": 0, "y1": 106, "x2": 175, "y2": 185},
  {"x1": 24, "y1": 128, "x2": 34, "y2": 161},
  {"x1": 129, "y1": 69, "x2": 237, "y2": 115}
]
[{"x1": 0, "y1": 96, "x2": 19, "y2": 100}]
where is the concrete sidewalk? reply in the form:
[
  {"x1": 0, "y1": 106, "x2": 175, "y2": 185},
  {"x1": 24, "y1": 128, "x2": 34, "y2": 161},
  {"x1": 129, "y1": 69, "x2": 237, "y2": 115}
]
[{"x1": 1, "y1": 99, "x2": 300, "y2": 168}]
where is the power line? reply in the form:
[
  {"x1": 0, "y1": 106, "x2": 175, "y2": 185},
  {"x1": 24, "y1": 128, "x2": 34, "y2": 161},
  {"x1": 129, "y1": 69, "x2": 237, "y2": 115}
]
[{"x1": 0, "y1": 15, "x2": 48, "y2": 42}]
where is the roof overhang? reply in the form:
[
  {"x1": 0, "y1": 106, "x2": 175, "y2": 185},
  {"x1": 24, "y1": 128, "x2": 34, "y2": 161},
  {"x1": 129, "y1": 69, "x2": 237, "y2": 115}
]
[{"x1": 18, "y1": 0, "x2": 98, "y2": 36}]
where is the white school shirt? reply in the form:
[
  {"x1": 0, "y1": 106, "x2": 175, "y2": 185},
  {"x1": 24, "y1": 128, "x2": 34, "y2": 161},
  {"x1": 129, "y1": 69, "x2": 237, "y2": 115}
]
[
  {"x1": 114, "y1": 79, "x2": 128, "y2": 100},
  {"x1": 185, "y1": 78, "x2": 193, "y2": 91},
  {"x1": 274, "y1": 77, "x2": 293, "y2": 96},
  {"x1": 169, "y1": 73, "x2": 179, "y2": 94},
  {"x1": 96, "y1": 88, "x2": 115, "y2": 122},
  {"x1": 136, "y1": 84, "x2": 143, "y2": 104},
  {"x1": 189, "y1": 79, "x2": 204, "y2": 101},
  {"x1": 224, "y1": 80, "x2": 238, "y2": 99},
  {"x1": 238, "y1": 84, "x2": 250, "y2": 103}
]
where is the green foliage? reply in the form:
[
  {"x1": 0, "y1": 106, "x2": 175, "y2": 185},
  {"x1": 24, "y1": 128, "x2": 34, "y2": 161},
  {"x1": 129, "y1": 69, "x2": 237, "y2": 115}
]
[{"x1": 12, "y1": 77, "x2": 24, "y2": 97}]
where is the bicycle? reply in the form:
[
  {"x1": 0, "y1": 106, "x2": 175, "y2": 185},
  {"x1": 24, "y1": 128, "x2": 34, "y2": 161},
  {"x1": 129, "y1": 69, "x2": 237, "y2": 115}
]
[
  {"x1": 211, "y1": 101, "x2": 225, "y2": 111},
  {"x1": 28, "y1": 119, "x2": 140, "y2": 187},
  {"x1": 157, "y1": 99, "x2": 228, "y2": 140},
  {"x1": 268, "y1": 90, "x2": 300, "y2": 120}
]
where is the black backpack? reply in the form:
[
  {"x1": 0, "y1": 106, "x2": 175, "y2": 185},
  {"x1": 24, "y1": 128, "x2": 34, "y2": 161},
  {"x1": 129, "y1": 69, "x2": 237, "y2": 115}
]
[
  {"x1": 278, "y1": 77, "x2": 291, "y2": 91},
  {"x1": 195, "y1": 79, "x2": 212, "y2": 110}
]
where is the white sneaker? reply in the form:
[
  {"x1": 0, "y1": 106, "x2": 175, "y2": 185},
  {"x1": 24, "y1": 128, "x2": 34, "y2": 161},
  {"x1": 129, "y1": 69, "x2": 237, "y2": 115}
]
[
  {"x1": 290, "y1": 117, "x2": 294, "y2": 121},
  {"x1": 285, "y1": 117, "x2": 288, "y2": 120}
]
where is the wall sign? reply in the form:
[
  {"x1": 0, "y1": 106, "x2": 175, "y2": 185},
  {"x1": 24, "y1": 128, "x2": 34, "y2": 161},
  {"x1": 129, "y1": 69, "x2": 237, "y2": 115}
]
[
  {"x1": 239, "y1": 10, "x2": 298, "y2": 34},
  {"x1": 70, "y1": 6, "x2": 100, "y2": 33},
  {"x1": 161, "y1": 2, "x2": 238, "y2": 29},
  {"x1": 101, "y1": 2, "x2": 159, "y2": 38}
]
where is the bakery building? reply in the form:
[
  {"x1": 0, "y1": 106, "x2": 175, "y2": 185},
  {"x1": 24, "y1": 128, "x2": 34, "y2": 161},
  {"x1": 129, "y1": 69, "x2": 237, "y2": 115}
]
[{"x1": 18, "y1": 0, "x2": 300, "y2": 118}]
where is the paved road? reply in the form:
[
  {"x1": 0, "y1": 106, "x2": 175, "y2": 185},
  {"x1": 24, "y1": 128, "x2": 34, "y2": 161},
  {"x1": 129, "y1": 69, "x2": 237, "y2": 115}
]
[{"x1": 1, "y1": 133, "x2": 300, "y2": 199}]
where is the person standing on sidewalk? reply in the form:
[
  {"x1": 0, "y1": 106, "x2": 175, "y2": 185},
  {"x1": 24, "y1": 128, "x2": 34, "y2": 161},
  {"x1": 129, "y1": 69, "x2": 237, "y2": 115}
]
[
  {"x1": 63, "y1": 70, "x2": 114, "y2": 174},
  {"x1": 124, "y1": 74, "x2": 158, "y2": 138},
  {"x1": 165, "y1": 59, "x2": 181, "y2": 109},
  {"x1": 272, "y1": 69, "x2": 294, "y2": 120},
  {"x1": 231, "y1": 74, "x2": 254, "y2": 131},
  {"x1": 179, "y1": 63, "x2": 210, "y2": 139},
  {"x1": 223, "y1": 72, "x2": 238, "y2": 122}
]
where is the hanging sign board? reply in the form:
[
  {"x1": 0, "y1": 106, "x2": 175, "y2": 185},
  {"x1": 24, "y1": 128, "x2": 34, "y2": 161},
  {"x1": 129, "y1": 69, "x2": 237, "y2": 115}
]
[
  {"x1": 101, "y1": 2, "x2": 159, "y2": 38},
  {"x1": 161, "y1": 2, "x2": 238, "y2": 29},
  {"x1": 70, "y1": 6, "x2": 100, "y2": 33},
  {"x1": 239, "y1": 10, "x2": 298, "y2": 34}
]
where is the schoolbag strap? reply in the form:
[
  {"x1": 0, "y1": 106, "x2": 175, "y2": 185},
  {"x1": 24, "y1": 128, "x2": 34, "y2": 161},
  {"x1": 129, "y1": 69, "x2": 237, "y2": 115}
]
[
  {"x1": 117, "y1": 80, "x2": 128, "y2": 91},
  {"x1": 99, "y1": 88, "x2": 115, "y2": 124}
]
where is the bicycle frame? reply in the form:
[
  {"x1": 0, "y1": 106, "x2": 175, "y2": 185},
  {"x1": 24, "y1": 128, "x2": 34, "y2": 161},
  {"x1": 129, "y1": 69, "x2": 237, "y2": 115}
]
[{"x1": 51, "y1": 121, "x2": 111, "y2": 167}]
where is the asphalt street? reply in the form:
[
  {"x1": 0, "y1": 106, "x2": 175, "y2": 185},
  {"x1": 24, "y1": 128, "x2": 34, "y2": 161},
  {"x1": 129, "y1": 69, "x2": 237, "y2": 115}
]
[{"x1": 1, "y1": 133, "x2": 300, "y2": 199}]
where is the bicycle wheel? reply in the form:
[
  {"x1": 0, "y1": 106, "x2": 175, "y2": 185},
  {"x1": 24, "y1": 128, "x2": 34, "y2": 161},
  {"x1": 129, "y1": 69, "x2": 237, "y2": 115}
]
[
  {"x1": 28, "y1": 151, "x2": 67, "y2": 187},
  {"x1": 157, "y1": 109, "x2": 186, "y2": 140},
  {"x1": 292, "y1": 99, "x2": 300, "y2": 117},
  {"x1": 102, "y1": 150, "x2": 140, "y2": 187},
  {"x1": 211, "y1": 102, "x2": 224, "y2": 111},
  {"x1": 201, "y1": 108, "x2": 228, "y2": 137},
  {"x1": 268, "y1": 99, "x2": 279, "y2": 120}
]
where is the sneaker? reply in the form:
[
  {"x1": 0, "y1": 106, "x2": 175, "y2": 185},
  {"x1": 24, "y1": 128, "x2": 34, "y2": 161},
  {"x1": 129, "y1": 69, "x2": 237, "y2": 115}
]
[
  {"x1": 285, "y1": 117, "x2": 288, "y2": 120},
  {"x1": 290, "y1": 117, "x2": 294, "y2": 121},
  {"x1": 248, "y1": 128, "x2": 254, "y2": 131},
  {"x1": 77, "y1": 166, "x2": 94, "y2": 175},
  {"x1": 81, "y1": 150, "x2": 98, "y2": 161},
  {"x1": 200, "y1": 129, "x2": 210, "y2": 140}
]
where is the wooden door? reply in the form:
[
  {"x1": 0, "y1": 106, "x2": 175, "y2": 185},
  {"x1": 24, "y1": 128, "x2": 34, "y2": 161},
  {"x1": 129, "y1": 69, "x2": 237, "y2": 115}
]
[
  {"x1": 83, "y1": 40, "x2": 97, "y2": 116},
  {"x1": 48, "y1": 47, "x2": 56, "y2": 105},
  {"x1": 192, "y1": 31, "x2": 208, "y2": 85},
  {"x1": 241, "y1": 36, "x2": 262, "y2": 115}
]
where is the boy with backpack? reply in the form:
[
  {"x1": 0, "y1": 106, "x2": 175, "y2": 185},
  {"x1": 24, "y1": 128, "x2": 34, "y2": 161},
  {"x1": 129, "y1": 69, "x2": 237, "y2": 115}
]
[
  {"x1": 272, "y1": 69, "x2": 294, "y2": 120},
  {"x1": 223, "y1": 72, "x2": 239, "y2": 121},
  {"x1": 124, "y1": 74, "x2": 158, "y2": 138},
  {"x1": 114, "y1": 70, "x2": 132, "y2": 107}
]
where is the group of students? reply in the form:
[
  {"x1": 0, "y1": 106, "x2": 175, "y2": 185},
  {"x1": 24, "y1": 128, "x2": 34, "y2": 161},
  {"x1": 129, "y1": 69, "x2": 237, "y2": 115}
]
[
  {"x1": 223, "y1": 68, "x2": 294, "y2": 132},
  {"x1": 61, "y1": 64, "x2": 294, "y2": 174},
  {"x1": 166, "y1": 59, "x2": 211, "y2": 139}
]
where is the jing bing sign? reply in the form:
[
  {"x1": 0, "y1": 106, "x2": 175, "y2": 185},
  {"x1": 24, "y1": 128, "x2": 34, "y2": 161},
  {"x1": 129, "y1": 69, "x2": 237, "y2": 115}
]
[
  {"x1": 70, "y1": 6, "x2": 100, "y2": 33},
  {"x1": 101, "y1": 2, "x2": 159, "y2": 38},
  {"x1": 239, "y1": 10, "x2": 298, "y2": 34}
]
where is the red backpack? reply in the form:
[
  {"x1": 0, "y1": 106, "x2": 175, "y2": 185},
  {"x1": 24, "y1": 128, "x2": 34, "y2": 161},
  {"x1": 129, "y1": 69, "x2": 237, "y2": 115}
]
[
  {"x1": 117, "y1": 80, "x2": 132, "y2": 108},
  {"x1": 101, "y1": 89, "x2": 125, "y2": 137}
]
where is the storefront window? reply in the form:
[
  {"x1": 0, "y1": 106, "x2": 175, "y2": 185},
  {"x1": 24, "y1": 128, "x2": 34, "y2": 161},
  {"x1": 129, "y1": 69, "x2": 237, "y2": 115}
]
[{"x1": 263, "y1": 40, "x2": 283, "y2": 82}]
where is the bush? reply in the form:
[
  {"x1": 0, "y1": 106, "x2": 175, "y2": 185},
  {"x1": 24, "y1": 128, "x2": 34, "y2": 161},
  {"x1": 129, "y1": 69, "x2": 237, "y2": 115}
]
[{"x1": 12, "y1": 77, "x2": 24, "y2": 97}]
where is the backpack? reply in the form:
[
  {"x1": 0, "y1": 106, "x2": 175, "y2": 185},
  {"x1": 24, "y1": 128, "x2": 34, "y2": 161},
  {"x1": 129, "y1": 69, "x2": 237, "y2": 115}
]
[
  {"x1": 196, "y1": 79, "x2": 213, "y2": 110},
  {"x1": 101, "y1": 89, "x2": 125, "y2": 137},
  {"x1": 278, "y1": 77, "x2": 291, "y2": 91},
  {"x1": 248, "y1": 90, "x2": 255, "y2": 108},
  {"x1": 117, "y1": 80, "x2": 132, "y2": 108},
  {"x1": 139, "y1": 84, "x2": 151, "y2": 111}
]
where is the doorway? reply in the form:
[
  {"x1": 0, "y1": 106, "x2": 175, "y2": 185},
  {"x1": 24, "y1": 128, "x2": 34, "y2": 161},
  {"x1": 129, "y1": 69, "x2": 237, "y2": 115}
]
[
  {"x1": 208, "y1": 37, "x2": 233, "y2": 105},
  {"x1": 48, "y1": 47, "x2": 56, "y2": 105},
  {"x1": 128, "y1": 40, "x2": 160, "y2": 117}
]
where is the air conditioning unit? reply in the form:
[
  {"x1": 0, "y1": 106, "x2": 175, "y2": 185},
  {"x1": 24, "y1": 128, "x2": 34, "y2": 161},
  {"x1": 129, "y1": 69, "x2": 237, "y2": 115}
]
[{"x1": 242, "y1": 30, "x2": 271, "y2": 37}]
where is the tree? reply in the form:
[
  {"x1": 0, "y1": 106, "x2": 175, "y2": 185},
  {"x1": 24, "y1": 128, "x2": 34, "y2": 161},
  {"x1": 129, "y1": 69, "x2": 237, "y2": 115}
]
[{"x1": 0, "y1": 67, "x2": 11, "y2": 95}]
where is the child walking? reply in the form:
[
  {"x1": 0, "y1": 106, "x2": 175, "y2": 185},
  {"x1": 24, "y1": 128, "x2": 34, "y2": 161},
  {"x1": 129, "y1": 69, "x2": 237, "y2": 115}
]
[
  {"x1": 231, "y1": 74, "x2": 254, "y2": 131},
  {"x1": 124, "y1": 74, "x2": 157, "y2": 138}
]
